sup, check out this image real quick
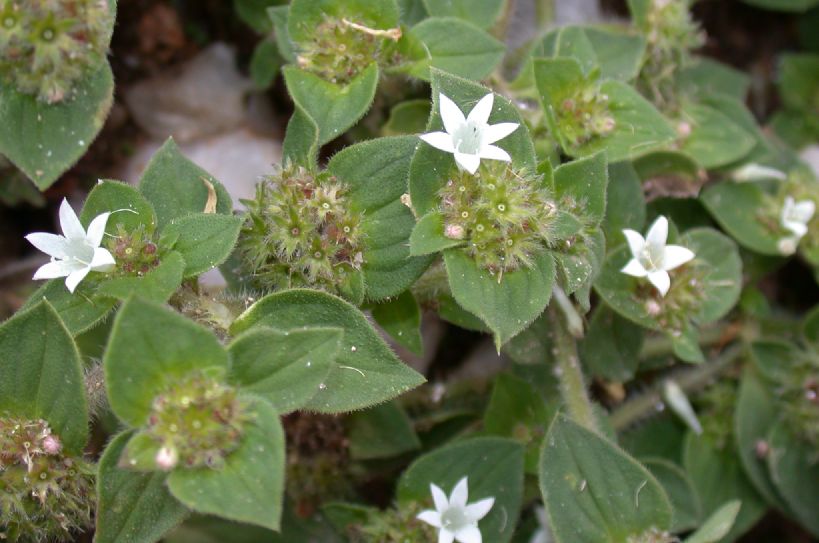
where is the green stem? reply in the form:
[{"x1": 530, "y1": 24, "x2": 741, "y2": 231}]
[
  {"x1": 549, "y1": 305, "x2": 597, "y2": 431},
  {"x1": 610, "y1": 342, "x2": 745, "y2": 431}
]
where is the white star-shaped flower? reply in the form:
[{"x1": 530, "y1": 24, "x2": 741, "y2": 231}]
[
  {"x1": 417, "y1": 476, "x2": 495, "y2": 543},
  {"x1": 777, "y1": 196, "x2": 815, "y2": 255},
  {"x1": 620, "y1": 216, "x2": 695, "y2": 297},
  {"x1": 25, "y1": 198, "x2": 116, "y2": 293},
  {"x1": 420, "y1": 93, "x2": 519, "y2": 175}
]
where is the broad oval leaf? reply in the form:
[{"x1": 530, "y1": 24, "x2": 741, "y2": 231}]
[
  {"x1": 80, "y1": 180, "x2": 158, "y2": 236},
  {"x1": 162, "y1": 213, "x2": 243, "y2": 278},
  {"x1": 766, "y1": 421, "x2": 819, "y2": 537}
]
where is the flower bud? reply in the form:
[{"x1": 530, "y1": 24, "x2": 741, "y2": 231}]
[
  {"x1": 444, "y1": 224, "x2": 465, "y2": 240},
  {"x1": 155, "y1": 446, "x2": 179, "y2": 471},
  {"x1": 42, "y1": 435, "x2": 61, "y2": 455}
]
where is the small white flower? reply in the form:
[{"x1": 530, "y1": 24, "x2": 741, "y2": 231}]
[
  {"x1": 620, "y1": 216, "x2": 695, "y2": 297},
  {"x1": 25, "y1": 198, "x2": 116, "y2": 293},
  {"x1": 662, "y1": 380, "x2": 702, "y2": 435},
  {"x1": 417, "y1": 476, "x2": 495, "y2": 543},
  {"x1": 420, "y1": 93, "x2": 519, "y2": 175},
  {"x1": 780, "y1": 196, "x2": 815, "y2": 239},
  {"x1": 529, "y1": 506, "x2": 552, "y2": 543}
]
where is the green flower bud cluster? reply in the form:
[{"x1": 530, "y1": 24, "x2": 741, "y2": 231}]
[
  {"x1": 296, "y1": 16, "x2": 400, "y2": 85},
  {"x1": 0, "y1": 0, "x2": 113, "y2": 103},
  {"x1": 238, "y1": 165, "x2": 366, "y2": 297},
  {"x1": 767, "y1": 351, "x2": 819, "y2": 450},
  {"x1": 695, "y1": 380, "x2": 739, "y2": 451},
  {"x1": 346, "y1": 502, "x2": 438, "y2": 543},
  {"x1": 635, "y1": 260, "x2": 706, "y2": 336},
  {"x1": 556, "y1": 83, "x2": 616, "y2": 149},
  {"x1": 145, "y1": 372, "x2": 247, "y2": 470},
  {"x1": 0, "y1": 416, "x2": 94, "y2": 543},
  {"x1": 106, "y1": 223, "x2": 160, "y2": 277},
  {"x1": 438, "y1": 162, "x2": 557, "y2": 275}
]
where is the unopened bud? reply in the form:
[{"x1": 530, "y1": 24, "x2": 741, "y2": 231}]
[
  {"x1": 42, "y1": 434, "x2": 61, "y2": 455},
  {"x1": 444, "y1": 224, "x2": 466, "y2": 240},
  {"x1": 777, "y1": 236, "x2": 798, "y2": 256},
  {"x1": 676, "y1": 121, "x2": 692, "y2": 138},
  {"x1": 155, "y1": 446, "x2": 178, "y2": 471}
]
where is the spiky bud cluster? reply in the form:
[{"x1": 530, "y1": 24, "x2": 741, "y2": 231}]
[
  {"x1": 0, "y1": 0, "x2": 113, "y2": 103},
  {"x1": 626, "y1": 528, "x2": 676, "y2": 543},
  {"x1": 694, "y1": 380, "x2": 738, "y2": 451},
  {"x1": 144, "y1": 372, "x2": 247, "y2": 470},
  {"x1": 238, "y1": 165, "x2": 366, "y2": 298},
  {"x1": 765, "y1": 351, "x2": 819, "y2": 450},
  {"x1": 635, "y1": 259, "x2": 706, "y2": 336},
  {"x1": 106, "y1": 223, "x2": 160, "y2": 276},
  {"x1": 296, "y1": 16, "x2": 400, "y2": 85},
  {"x1": 556, "y1": 84, "x2": 616, "y2": 149},
  {"x1": 438, "y1": 162, "x2": 556, "y2": 275},
  {"x1": 346, "y1": 502, "x2": 438, "y2": 543},
  {"x1": 0, "y1": 416, "x2": 94, "y2": 543}
]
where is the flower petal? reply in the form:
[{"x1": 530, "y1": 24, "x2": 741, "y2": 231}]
[
  {"x1": 645, "y1": 216, "x2": 668, "y2": 253},
  {"x1": 465, "y1": 497, "x2": 494, "y2": 522},
  {"x1": 621, "y1": 229, "x2": 645, "y2": 259},
  {"x1": 439, "y1": 529, "x2": 456, "y2": 543},
  {"x1": 65, "y1": 266, "x2": 91, "y2": 293},
  {"x1": 454, "y1": 525, "x2": 482, "y2": 543},
  {"x1": 420, "y1": 131, "x2": 457, "y2": 153},
  {"x1": 621, "y1": 258, "x2": 648, "y2": 277},
  {"x1": 530, "y1": 529, "x2": 549, "y2": 543},
  {"x1": 662, "y1": 245, "x2": 695, "y2": 271},
  {"x1": 431, "y1": 483, "x2": 449, "y2": 512},
  {"x1": 417, "y1": 510, "x2": 442, "y2": 528},
  {"x1": 482, "y1": 122, "x2": 519, "y2": 145},
  {"x1": 455, "y1": 152, "x2": 481, "y2": 174},
  {"x1": 467, "y1": 93, "x2": 494, "y2": 127},
  {"x1": 439, "y1": 93, "x2": 466, "y2": 135},
  {"x1": 25, "y1": 232, "x2": 70, "y2": 259},
  {"x1": 793, "y1": 200, "x2": 816, "y2": 222},
  {"x1": 32, "y1": 260, "x2": 81, "y2": 280},
  {"x1": 58, "y1": 198, "x2": 86, "y2": 240},
  {"x1": 478, "y1": 144, "x2": 511, "y2": 162},
  {"x1": 783, "y1": 220, "x2": 808, "y2": 237},
  {"x1": 647, "y1": 270, "x2": 671, "y2": 297},
  {"x1": 90, "y1": 248, "x2": 116, "y2": 272},
  {"x1": 86, "y1": 212, "x2": 111, "y2": 247},
  {"x1": 450, "y1": 477, "x2": 469, "y2": 509}
]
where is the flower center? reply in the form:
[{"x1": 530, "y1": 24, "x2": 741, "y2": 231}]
[
  {"x1": 441, "y1": 507, "x2": 469, "y2": 531},
  {"x1": 452, "y1": 121, "x2": 482, "y2": 155},
  {"x1": 639, "y1": 246, "x2": 663, "y2": 271},
  {"x1": 65, "y1": 238, "x2": 95, "y2": 265}
]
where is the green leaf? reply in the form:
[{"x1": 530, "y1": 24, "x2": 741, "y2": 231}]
[
  {"x1": 227, "y1": 327, "x2": 341, "y2": 413},
  {"x1": 679, "y1": 103, "x2": 756, "y2": 169},
  {"x1": 328, "y1": 136, "x2": 434, "y2": 300},
  {"x1": 421, "y1": 0, "x2": 504, "y2": 28},
  {"x1": 369, "y1": 291, "x2": 423, "y2": 356},
  {"x1": 534, "y1": 58, "x2": 676, "y2": 162},
  {"x1": 0, "y1": 301, "x2": 88, "y2": 453},
  {"x1": 683, "y1": 433, "x2": 766, "y2": 542},
  {"x1": 383, "y1": 99, "x2": 431, "y2": 135},
  {"x1": 398, "y1": 437, "x2": 525, "y2": 543},
  {"x1": 230, "y1": 289, "x2": 425, "y2": 413},
  {"x1": 779, "y1": 53, "x2": 819, "y2": 112},
  {"x1": 409, "y1": 69, "x2": 536, "y2": 216},
  {"x1": 23, "y1": 278, "x2": 117, "y2": 336},
  {"x1": 347, "y1": 401, "x2": 421, "y2": 460},
  {"x1": 766, "y1": 421, "x2": 819, "y2": 537},
  {"x1": 804, "y1": 304, "x2": 819, "y2": 348},
  {"x1": 582, "y1": 27, "x2": 646, "y2": 82},
  {"x1": 678, "y1": 58, "x2": 750, "y2": 102},
  {"x1": 484, "y1": 373, "x2": 554, "y2": 474},
  {"x1": 603, "y1": 161, "x2": 646, "y2": 243},
  {"x1": 138, "y1": 138, "x2": 233, "y2": 230},
  {"x1": 287, "y1": 0, "x2": 400, "y2": 44},
  {"x1": 282, "y1": 106, "x2": 320, "y2": 167},
  {"x1": 250, "y1": 38, "x2": 282, "y2": 89},
  {"x1": 539, "y1": 415, "x2": 672, "y2": 542},
  {"x1": 0, "y1": 63, "x2": 114, "y2": 189},
  {"x1": 642, "y1": 457, "x2": 702, "y2": 532},
  {"x1": 267, "y1": 6, "x2": 296, "y2": 63},
  {"x1": 235, "y1": 0, "x2": 283, "y2": 33},
  {"x1": 283, "y1": 64, "x2": 379, "y2": 146},
  {"x1": 167, "y1": 397, "x2": 285, "y2": 532},
  {"x1": 579, "y1": 304, "x2": 644, "y2": 382},
  {"x1": 96, "y1": 251, "x2": 185, "y2": 303},
  {"x1": 444, "y1": 248, "x2": 555, "y2": 348},
  {"x1": 104, "y1": 297, "x2": 228, "y2": 427},
  {"x1": 734, "y1": 369, "x2": 789, "y2": 509},
  {"x1": 162, "y1": 213, "x2": 243, "y2": 278},
  {"x1": 95, "y1": 430, "x2": 189, "y2": 543},
  {"x1": 409, "y1": 211, "x2": 464, "y2": 256},
  {"x1": 553, "y1": 151, "x2": 608, "y2": 225},
  {"x1": 403, "y1": 17, "x2": 505, "y2": 81},
  {"x1": 743, "y1": 0, "x2": 819, "y2": 11},
  {"x1": 682, "y1": 501, "x2": 741, "y2": 543},
  {"x1": 80, "y1": 180, "x2": 157, "y2": 236},
  {"x1": 700, "y1": 181, "x2": 780, "y2": 256}
]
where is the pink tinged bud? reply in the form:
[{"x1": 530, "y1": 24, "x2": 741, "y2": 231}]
[
  {"x1": 42, "y1": 435, "x2": 61, "y2": 455},
  {"x1": 444, "y1": 224, "x2": 465, "y2": 240},
  {"x1": 155, "y1": 446, "x2": 178, "y2": 471},
  {"x1": 676, "y1": 121, "x2": 692, "y2": 138}
]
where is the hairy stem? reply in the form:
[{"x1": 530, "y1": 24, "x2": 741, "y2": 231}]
[
  {"x1": 610, "y1": 342, "x2": 745, "y2": 431},
  {"x1": 549, "y1": 305, "x2": 597, "y2": 431}
]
